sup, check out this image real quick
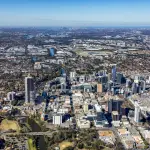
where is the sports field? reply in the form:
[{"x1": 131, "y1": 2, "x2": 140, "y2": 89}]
[
  {"x1": 0, "y1": 119, "x2": 20, "y2": 132},
  {"x1": 59, "y1": 141, "x2": 73, "y2": 150}
]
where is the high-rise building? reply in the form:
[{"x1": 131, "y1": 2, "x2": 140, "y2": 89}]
[
  {"x1": 83, "y1": 103, "x2": 89, "y2": 113},
  {"x1": 108, "y1": 99, "x2": 113, "y2": 113},
  {"x1": 25, "y1": 76, "x2": 35, "y2": 103},
  {"x1": 83, "y1": 84, "x2": 92, "y2": 92},
  {"x1": 140, "y1": 80, "x2": 146, "y2": 92},
  {"x1": 108, "y1": 99, "x2": 123, "y2": 114},
  {"x1": 61, "y1": 83, "x2": 66, "y2": 92},
  {"x1": 79, "y1": 75, "x2": 85, "y2": 83},
  {"x1": 61, "y1": 68, "x2": 65, "y2": 76},
  {"x1": 108, "y1": 73, "x2": 112, "y2": 82},
  {"x1": 97, "y1": 84, "x2": 103, "y2": 93},
  {"x1": 134, "y1": 102, "x2": 140, "y2": 123},
  {"x1": 98, "y1": 70, "x2": 107, "y2": 76},
  {"x1": 132, "y1": 82, "x2": 139, "y2": 94},
  {"x1": 126, "y1": 79, "x2": 131, "y2": 88},
  {"x1": 98, "y1": 76, "x2": 108, "y2": 84},
  {"x1": 7, "y1": 92, "x2": 16, "y2": 101},
  {"x1": 70, "y1": 71, "x2": 76, "y2": 80},
  {"x1": 112, "y1": 111, "x2": 120, "y2": 121},
  {"x1": 31, "y1": 56, "x2": 37, "y2": 63},
  {"x1": 116, "y1": 73, "x2": 125, "y2": 84},
  {"x1": 112, "y1": 66, "x2": 116, "y2": 82},
  {"x1": 49, "y1": 48, "x2": 55, "y2": 57},
  {"x1": 134, "y1": 75, "x2": 139, "y2": 84},
  {"x1": 107, "y1": 82, "x2": 112, "y2": 91},
  {"x1": 53, "y1": 115, "x2": 63, "y2": 125}
]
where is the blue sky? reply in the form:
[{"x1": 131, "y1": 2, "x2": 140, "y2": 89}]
[{"x1": 0, "y1": 0, "x2": 150, "y2": 26}]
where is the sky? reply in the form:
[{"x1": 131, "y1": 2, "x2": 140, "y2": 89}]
[{"x1": 0, "y1": 0, "x2": 150, "y2": 27}]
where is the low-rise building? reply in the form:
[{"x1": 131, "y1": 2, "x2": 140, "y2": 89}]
[
  {"x1": 77, "y1": 118, "x2": 90, "y2": 129},
  {"x1": 98, "y1": 130, "x2": 116, "y2": 145},
  {"x1": 142, "y1": 130, "x2": 150, "y2": 144},
  {"x1": 121, "y1": 135, "x2": 135, "y2": 149}
]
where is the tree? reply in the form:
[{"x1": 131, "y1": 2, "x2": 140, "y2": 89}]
[
  {"x1": 77, "y1": 143, "x2": 84, "y2": 149},
  {"x1": 11, "y1": 99, "x2": 18, "y2": 106},
  {"x1": 63, "y1": 146, "x2": 74, "y2": 150}
]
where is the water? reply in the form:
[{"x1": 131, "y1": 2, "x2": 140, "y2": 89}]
[{"x1": 27, "y1": 118, "x2": 47, "y2": 150}]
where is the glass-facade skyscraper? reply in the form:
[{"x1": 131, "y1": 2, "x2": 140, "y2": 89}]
[{"x1": 25, "y1": 76, "x2": 35, "y2": 103}]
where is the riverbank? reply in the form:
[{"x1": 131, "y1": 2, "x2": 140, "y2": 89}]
[
  {"x1": 28, "y1": 138, "x2": 36, "y2": 150},
  {"x1": 27, "y1": 117, "x2": 47, "y2": 150}
]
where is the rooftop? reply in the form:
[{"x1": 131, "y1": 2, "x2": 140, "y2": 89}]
[{"x1": 98, "y1": 130, "x2": 114, "y2": 137}]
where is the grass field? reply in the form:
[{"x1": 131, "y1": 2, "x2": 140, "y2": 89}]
[
  {"x1": 59, "y1": 141, "x2": 73, "y2": 150},
  {"x1": 76, "y1": 50, "x2": 88, "y2": 56},
  {"x1": 28, "y1": 139, "x2": 36, "y2": 150},
  {"x1": 0, "y1": 119, "x2": 20, "y2": 132}
]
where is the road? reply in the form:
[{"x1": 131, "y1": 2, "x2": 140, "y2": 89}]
[{"x1": 1, "y1": 131, "x2": 56, "y2": 136}]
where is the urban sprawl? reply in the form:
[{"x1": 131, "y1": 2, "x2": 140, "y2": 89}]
[{"x1": 0, "y1": 27, "x2": 150, "y2": 150}]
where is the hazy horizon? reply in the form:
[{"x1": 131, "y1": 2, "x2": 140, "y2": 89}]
[{"x1": 0, "y1": 0, "x2": 150, "y2": 26}]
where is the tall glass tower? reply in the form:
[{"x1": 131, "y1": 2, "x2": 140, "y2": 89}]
[{"x1": 25, "y1": 76, "x2": 35, "y2": 103}]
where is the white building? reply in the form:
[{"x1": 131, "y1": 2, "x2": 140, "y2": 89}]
[
  {"x1": 79, "y1": 75, "x2": 85, "y2": 83},
  {"x1": 83, "y1": 102, "x2": 89, "y2": 113},
  {"x1": 134, "y1": 101, "x2": 140, "y2": 123},
  {"x1": 7, "y1": 91, "x2": 16, "y2": 101},
  {"x1": 34, "y1": 62, "x2": 42, "y2": 70},
  {"x1": 53, "y1": 115, "x2": 63, "y2": 125},
  {"x1": 77, "y1": 118, "x2": 90, "y2": 129},
  {"x1": 70, "y1": 72, "x2": 76, "y2": 80}
]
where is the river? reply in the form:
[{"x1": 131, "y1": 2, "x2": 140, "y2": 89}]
[{"x1": 27, "y1": 118, "x2": 47, "y2": 150}]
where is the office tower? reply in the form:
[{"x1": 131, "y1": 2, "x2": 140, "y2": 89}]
[
  {"x1": 98, "y1": 76, "x2": 108, "y2": 84},
  {"x1": 111, "y1": 87, "x2": 115, "y2": 95},
  {"x1": 94, "y1": 111, "x2": 109, "y2": 128},
  {"x1": 7, "y1": 92, "x2": 16, "y2": 101},
  {"x1": 60, "y1": 68, "x2": 65, "y2": 76},
  {"x1": 112, "y1": 66, "x2": 116, "y2": 82},
  {"x1": 31, "y1": 56, "x2": 37, "y2": 63},
  {"x1": 83, "y1": 103, "x2": 89, "y2": 113},
  {"x1": 41, "y1": 113, "x2": 49, "y2": 121},
  {"x1": 70, "y1": 71, "x2": 76, "y2": 80},
  {"x1": 42, "y1": 91, "x2": 47, "y2": 99},
  {"x1": 79, "y1": 75, "x2": 85, "y2": 83},
  {"x1": 103, "y1": 70, "x2": 107, "y2": 76},
  {"x1": 116, "y1": 73, "x2": 124, "y2": 84},
  {"x1": 53, "y1": 115, "x2": 63, "y2": 125},
  {"x1": 140, "y1": 80, "x2": 146, "y2": 92},
  {"x1": 83, "y1": 84, "x2": 92, "y2": 92},
  {"x1": 108, "y1": 99, "x2": 113, "y2": 113},
  {"x1": 132, "y1": 82, "x2": 139, "y2": 94},
  {"x1": 61, "y1": 83, "x2": 66, "y2": 92},
  {"x1": 108, "y1": 73, "x2": 112, "y2": 82},
  {"x1": 119, "y1": 88, "x2": 124, "y2": 94},
  {"x1": 112, "y1": 111, "x2": 120, "y2": 121},
  {"x1": 126, "y1": 79, "x2": 131, "y2": 88},
  {"x1": 134, "y1": 76, "x2": 139, "y2": 84},
  {"x1": 98, "y1": 70, "x2": 106, "y2": 76},
  {"x1": 107, "y1": 82, "x2": 112, "y2": 91},
  {"x1": 25, "y1": 76, "x2": 35, "y2": 103},
  {"x1": 49, "y1": 48, "x2": 55, "y2": 57},
  {"x1": 134, "y1": 102, "x2": 140, "y2": 123},
  {"x1": 108, "y1": 99, "x2": 123, "y2": 114},
  {"x1": 34, "y1": 62, "x2": 42, "y2": 70},
  {"x1": 97, "y1": 84, "x2": 103, "y2": 93},
  {"x1": 132, "y1": 82, "x2": 136, "y2": 94},
  {"x1": 85, "y1": 75, "x2": 92, "y2": 82}
]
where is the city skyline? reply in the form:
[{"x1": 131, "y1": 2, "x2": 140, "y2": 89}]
[{"x1": 0, "y1": 0, "x2": 150, "y2": 26}]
